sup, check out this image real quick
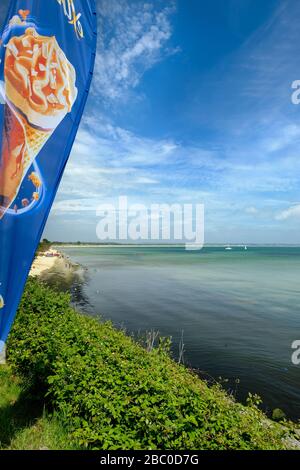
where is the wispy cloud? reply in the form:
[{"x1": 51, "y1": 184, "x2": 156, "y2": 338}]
[
  {"x1": 53, "y1": 116, "x2": 177, "y2": 214},
  {"x1": 276, "y1": 204, "x2": 300, "y2": 221},
  {"x1": 55, "y1": 103, "x2": 300, "y2": 219},
  {"x1": 245, "y1": 206, "x2": 258, "y2": 215},
  {"x1": 76, "y1": 113, "x2": 180, "y2": 168},
  {"x1": 187, "y1": 0, "x2": 300, "y2": 135},
  {"x1": 94, "y1": 0, "x2": 177, "y2": 101},
  {"x1": 262, "y1": 124, "x2": 300, "y2": 153}
]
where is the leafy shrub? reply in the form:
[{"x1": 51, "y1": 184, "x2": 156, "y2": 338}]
[
  {"x1": 272, "y1": 408, "x2": 286, "y2": 422},
  {"x1": 7, "y1": 278, "x2": 294, "y2": 450}
]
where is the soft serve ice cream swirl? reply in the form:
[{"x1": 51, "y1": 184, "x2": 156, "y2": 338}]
[{"x1": 5, "y1": 27, "x2": 77, "y2": 129}]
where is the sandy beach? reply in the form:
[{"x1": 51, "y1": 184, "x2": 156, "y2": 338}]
[
  {"x1": 30, "y1": 248, "x2": 82, "y2": 294},
  {"x1": 29, "y1": 248, "x2": 72, "y2": 276},
  {"x1": 30, "y1": 249, "x2": 62, "y2": 276}
]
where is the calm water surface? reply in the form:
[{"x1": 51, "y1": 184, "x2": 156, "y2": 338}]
[{"x1": 60, "y1": 246, "x2": 300, "y2": 419}]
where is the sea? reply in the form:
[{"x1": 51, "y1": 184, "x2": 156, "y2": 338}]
[{"x1": 57, "y1": 246, "x2": 300, "y2": 420}]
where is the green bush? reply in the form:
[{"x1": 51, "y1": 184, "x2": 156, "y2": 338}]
[{"x1": 7, "y1": 278, "x2": 295, "y2": 450}]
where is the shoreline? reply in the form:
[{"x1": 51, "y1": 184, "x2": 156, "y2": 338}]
[
  {"x1": 30, "y1": 248, "x2": 79, "y2": 279},
  {"x1": 30, "y1": 249, "x2": 62, "y2": 277},
  {"x1": 54, "y1": 244, "x2": 300, "y2": 248}
]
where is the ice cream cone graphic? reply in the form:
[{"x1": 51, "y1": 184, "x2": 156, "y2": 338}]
[{"x1": 0, "y1": 27, "x2": 78, "y2": 218}]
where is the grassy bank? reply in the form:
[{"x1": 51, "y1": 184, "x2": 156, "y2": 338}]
[
  {"x1": 0, "y1": 366, "x2": 74, "y2": 449},
  {"x1": 3, "y1": 278, "x2": 299, "y2": 450}
]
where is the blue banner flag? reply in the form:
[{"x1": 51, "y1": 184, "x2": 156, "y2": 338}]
[{"x1": 0, "y1": 0, "x2": 97, "y2": 350}]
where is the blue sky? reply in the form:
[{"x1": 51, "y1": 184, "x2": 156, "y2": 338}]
[{"x1": 1, "y1": 0, "x2": 300, "y2": 243}]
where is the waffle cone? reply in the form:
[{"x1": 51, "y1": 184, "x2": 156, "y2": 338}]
[
  {"x1": 18, "y1": 113, "x2": 53, "y2": 168},
  {"x1": 0, "y1": 105, "x2": 54, "y2": 218}
]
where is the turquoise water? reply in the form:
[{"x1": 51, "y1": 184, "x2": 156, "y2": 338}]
[{"x1": 61, "y1": 246, "x2": 300, "y2": 419}]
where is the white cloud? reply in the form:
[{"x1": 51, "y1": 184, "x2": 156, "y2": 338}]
[
  {"x1": 245, "y1": 206, "x2": 258, "y2": 214},
  {"x1": 52, "y1": 199, "x2": 100, "y2": 213},
  {"x1": 75, "y1": 114, "x2": 179, "y2": 168},
  {"x1": 56, "y1": 108, "x2": 300, "y2": 218},
  {"x1": 276, "y1": 204, "x2": 300, "y2": 221},
  {"x1": 262, "y1": 124, "x2": 300, "y2": 153},
  {"x1": 54, "y1": 117, "x2": 177, "y2": 213},
  {"x1": 135, "y1": 176, "x2": 159, "y2": 184},
  {"x1": 94, "y1": 0, "x2": 176, "y2": 101}
]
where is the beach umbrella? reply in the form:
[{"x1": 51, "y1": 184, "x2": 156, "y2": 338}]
[{"x1": 0, "y1": 0, "x2": 97, "y2": 355}]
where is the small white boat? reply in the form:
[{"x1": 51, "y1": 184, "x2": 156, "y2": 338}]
[
  {"x1": 225, "y1": 245, "x2": 232, "y2": 251},
  {"x1": 244, "y1": 245, "x2": 248, "y2": 250}
]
